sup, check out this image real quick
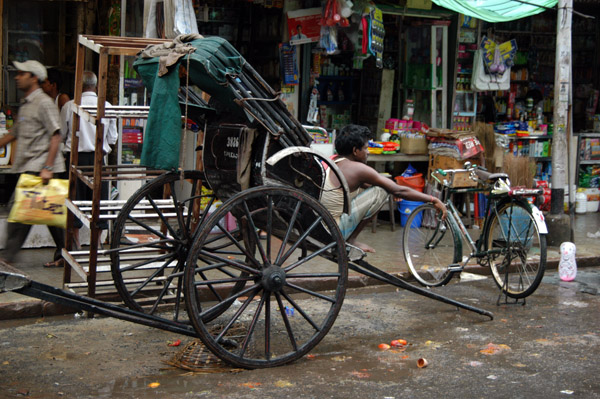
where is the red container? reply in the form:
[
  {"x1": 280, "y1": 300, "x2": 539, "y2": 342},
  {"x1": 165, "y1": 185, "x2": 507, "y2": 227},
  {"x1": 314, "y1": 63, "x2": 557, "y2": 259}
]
[{"x1": 394, "y1": 173, "x2": 425, "y2": 192}]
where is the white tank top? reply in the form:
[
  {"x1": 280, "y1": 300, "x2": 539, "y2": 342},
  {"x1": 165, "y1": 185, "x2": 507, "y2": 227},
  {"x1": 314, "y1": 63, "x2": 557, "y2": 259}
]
[{"x1": 320, "y1": 157, "x2": 358, "y2": 220}]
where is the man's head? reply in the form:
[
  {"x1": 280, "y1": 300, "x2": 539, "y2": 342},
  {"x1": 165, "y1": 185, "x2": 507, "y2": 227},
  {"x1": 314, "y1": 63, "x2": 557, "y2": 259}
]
[
  {"x1": 296, "y1": 25, "x2": 303, "y2": 33},
  {"x1": 41, "y1": 68, "x2": 62, "y2": 97},
  {"x1": 14, "y1": 60, "x2": 47, "y2": 92},
  {"x1": 82, "y1": 71, "x2": 98, "y2": 92},
  {"x1": 335, "y1": 124, "x2": 372, "y2": 160}
]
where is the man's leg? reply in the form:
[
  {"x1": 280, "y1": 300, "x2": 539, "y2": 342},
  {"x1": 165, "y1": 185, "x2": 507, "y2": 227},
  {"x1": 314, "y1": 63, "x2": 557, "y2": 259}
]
[
  {"x1": 340, "y1": 186, "x2": 389, "y2": 253},
  {"x1": 44, "y1": 226, "x2": 66, "y2": 267},
  {"x1": 0, "y1": 222, "x2": 33, "y2": 264}
]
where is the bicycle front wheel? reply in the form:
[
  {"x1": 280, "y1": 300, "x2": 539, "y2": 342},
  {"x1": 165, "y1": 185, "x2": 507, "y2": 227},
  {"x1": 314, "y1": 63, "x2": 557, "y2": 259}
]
[
  {"x1": 485, "y1": 201, "x2": 546, "y2": 298},
  {"x1": 402, "y1": 203, "x2": 460, "y2": 287}
]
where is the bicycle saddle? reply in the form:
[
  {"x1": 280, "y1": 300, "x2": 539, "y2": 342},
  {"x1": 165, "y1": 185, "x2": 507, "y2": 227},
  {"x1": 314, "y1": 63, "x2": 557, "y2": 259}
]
[{"x1": 474, "y1": 168, "x2": 508, "y2": 182}]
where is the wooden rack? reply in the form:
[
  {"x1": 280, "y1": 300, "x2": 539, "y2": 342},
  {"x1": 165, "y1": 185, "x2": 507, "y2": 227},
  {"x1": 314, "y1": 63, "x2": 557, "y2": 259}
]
[{"x1": 63, "y1": 35, "x2": 171, "y2": 299}]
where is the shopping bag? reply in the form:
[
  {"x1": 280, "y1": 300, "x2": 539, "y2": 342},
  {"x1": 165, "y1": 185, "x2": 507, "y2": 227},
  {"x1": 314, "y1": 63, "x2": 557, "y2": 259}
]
[
  {"x1": 471, "y1": 49, "x2": 510, "y2": 92},
  {"x1": 8, "y1": 174, "x2": 69, "y2": 228}
]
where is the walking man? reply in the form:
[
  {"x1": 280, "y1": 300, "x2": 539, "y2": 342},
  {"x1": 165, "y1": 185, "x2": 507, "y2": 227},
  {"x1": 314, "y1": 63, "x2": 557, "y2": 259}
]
[{"x1": 0, "y1": 60, "x2": 66, "y2": 264}]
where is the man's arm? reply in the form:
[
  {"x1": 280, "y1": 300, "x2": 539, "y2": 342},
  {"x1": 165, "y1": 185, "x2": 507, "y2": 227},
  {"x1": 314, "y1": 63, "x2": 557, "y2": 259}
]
[
  {"x1": 57, "y1": 93, "x2": 70, "y2": 111},
  {"x1": 360, "y1": 165, "x2": 447, "y2": 219},
  {"x1": 0, "y1": 133, "x2": 15, "y2": 148},
  {"x1": 40, "y1": 131, "x2": 61, "y2": 184},
  {"x1": 60, "y1": 101, "x2": 73, "y2": 140}
]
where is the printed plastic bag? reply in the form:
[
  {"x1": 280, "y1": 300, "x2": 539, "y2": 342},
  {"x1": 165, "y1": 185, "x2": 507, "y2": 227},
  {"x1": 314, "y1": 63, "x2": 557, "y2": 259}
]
[
  {"x1": 471, "y1": 49, "x2": 510, "y2": 92},
  {"x1": 401, "y1": 163, "x2": 417, "y2": 177},
  {"x1": 173, "y1": 0, "x2": 199, "y2": 37},
  {"x1": 8, "y1": 174, "x2": 68, "y2": 228}
]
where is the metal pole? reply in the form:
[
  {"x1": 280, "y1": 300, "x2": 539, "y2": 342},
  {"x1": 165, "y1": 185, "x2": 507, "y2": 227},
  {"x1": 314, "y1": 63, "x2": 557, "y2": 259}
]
[{"x1": 550, "y1": 0, "x2": 572, "y2": 216}]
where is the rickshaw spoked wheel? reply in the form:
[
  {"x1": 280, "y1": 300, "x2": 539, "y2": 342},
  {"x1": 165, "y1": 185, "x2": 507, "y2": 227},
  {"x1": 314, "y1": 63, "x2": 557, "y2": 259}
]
[
  {"x1": 184, "y1": 186, "x2": 348, "y2": 369},
  {"x1": 110, "y1": 170, "x2": 216, "y2": 322}
]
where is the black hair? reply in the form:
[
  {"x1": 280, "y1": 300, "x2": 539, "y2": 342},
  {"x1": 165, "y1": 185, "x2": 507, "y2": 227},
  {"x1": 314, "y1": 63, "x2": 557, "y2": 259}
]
[
  {"x1": 296, "y1": 24, "x2": 302, "y2": 30},
  {"x1": 335, "y1": 124, "x2": 371, "y2": 156},
  {"x1": 46, "y1": 68, "x2": 62, "y2": 88}
]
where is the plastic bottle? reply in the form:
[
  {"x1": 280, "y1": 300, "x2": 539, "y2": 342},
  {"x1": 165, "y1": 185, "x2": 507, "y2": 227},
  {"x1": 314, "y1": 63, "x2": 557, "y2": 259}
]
[
  {"x1": 6, "y1": 110, "x2": 13, "y2": 129},
  {"x1": 380, "y1": 129, "x2": 391, "y2": 142},
  {"x1": 327, "y1": 84, "x2": 334, "y2": 102},
  {"x1": 390, "y1": 130, "x2": 401, "y2": 149},
  {"x1": 0, "y1": 110, "x2": 6, "y2": 132}
]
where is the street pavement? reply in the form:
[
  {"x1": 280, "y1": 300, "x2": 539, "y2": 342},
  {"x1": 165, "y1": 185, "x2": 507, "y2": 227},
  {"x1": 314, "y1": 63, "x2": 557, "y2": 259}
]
[{"x1": 0, "y1": 267, "x2": 598, "y2": 398}]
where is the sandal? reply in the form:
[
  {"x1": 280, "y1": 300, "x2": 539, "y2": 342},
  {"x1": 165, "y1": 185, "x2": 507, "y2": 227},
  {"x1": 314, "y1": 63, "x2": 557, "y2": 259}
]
[{"x1": 43, "y1": 259, "x2": 65, "y2": 268}]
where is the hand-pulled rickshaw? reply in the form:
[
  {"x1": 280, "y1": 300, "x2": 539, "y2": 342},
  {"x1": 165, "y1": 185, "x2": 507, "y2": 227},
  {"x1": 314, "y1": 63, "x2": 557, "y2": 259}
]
[{"x1": 0, "y1": 36, "x2": 492, "y2": 369}]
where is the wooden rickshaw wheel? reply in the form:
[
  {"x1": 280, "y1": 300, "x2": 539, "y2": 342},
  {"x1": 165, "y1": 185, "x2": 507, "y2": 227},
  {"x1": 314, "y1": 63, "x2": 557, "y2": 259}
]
[{"x1": 184, "y1": 186, "x2": 348, "y2": 369}]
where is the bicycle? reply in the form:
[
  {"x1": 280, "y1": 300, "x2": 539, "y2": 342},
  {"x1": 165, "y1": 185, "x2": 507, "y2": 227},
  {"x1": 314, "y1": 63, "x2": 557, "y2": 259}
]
[{"x1": 402, "y1": 163, "x2": 548, "y2": 299}]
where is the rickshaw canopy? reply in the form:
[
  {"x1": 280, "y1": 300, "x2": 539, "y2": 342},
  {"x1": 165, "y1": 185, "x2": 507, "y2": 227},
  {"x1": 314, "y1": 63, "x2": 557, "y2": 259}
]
[{"x1": 133, "y1": 36, "x2": 248, "y2": 170}]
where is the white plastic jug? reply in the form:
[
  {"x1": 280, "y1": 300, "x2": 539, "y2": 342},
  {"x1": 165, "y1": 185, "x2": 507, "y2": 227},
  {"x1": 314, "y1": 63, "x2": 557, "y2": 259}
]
[
  {"x1": 575, "y1": 191, "x2": 587, "y2": 214},
  {"x1": 380, "y1": 130, "x2": 391, "y2": 142}
]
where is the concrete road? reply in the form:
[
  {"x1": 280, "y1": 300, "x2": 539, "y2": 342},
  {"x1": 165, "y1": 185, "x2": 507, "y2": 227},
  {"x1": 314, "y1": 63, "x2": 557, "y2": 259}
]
[{"x1": 1, "y1": 268, "x2": 599, "y2": 399}]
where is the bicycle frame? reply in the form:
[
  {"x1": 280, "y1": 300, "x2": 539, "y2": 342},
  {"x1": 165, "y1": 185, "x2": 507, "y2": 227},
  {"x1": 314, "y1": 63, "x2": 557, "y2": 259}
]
[
  {"x1": 441, "y1": 186, "x2": 485, "y2": 268},
  {"x1": 439, "y1": 175, "x2": 547, "y2": 272}
]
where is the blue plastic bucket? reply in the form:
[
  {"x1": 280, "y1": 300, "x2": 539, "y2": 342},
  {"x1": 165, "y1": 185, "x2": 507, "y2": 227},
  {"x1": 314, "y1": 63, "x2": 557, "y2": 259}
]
[{"x1": 398, "y1": 200, "x2": 424, "y2": 228}]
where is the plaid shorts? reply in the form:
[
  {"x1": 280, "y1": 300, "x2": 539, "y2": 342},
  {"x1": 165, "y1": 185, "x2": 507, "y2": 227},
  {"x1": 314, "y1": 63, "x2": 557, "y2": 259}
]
[{"x1": 339, "y1": 186, "x2": 388, "y2": 239}]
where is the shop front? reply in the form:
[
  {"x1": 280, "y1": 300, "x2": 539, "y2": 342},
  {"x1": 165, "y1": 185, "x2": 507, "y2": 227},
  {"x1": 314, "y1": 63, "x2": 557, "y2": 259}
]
[{"x1": 282, "y1": 0, "x2": 599, "y2": 220}]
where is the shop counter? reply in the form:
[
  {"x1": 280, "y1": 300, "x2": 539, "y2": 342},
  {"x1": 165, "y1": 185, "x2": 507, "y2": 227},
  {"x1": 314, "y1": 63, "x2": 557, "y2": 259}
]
[{"x1": 367, "y1": 153, "x2": 429, "y2": 162}]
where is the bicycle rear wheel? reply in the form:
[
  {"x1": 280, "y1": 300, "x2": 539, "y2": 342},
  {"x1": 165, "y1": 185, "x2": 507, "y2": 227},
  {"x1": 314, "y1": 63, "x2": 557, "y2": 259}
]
[
  {"x1": 402, "y1": 203, "x2": 459, "y2": 287},
  {"x1": 485, "y1": 201, "x2": 546, "y2": 298}
]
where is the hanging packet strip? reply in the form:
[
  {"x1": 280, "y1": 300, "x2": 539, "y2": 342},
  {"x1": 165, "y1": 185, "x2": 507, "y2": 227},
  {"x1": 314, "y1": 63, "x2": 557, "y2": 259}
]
[
  {"x1": 471, "y1": 49, "x2": 510, "y2": 91},
  {"x1": 367, "y1": 6, "x2": 385, "y2": 68},
  {"x1": 307, "y1": 80, "x2": 320, "y2": 124},
  {"x1": 479, "y1": 36, "x2": 517, "y2": 75},
  {"x1": 280, "y1": 43, "x2": 299, "y2": 85}
]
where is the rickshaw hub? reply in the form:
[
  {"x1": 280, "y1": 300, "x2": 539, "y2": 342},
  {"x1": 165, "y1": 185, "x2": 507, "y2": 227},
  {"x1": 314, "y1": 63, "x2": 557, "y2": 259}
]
[{"x1": 261, "y1": 266, "x2": 287, "y2": 292}]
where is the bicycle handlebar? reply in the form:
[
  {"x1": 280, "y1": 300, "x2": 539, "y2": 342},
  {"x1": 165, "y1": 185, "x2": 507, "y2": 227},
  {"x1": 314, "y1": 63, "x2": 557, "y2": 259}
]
[{"x1": 430, "y1": 169, "x2": 445, "y2": 185}]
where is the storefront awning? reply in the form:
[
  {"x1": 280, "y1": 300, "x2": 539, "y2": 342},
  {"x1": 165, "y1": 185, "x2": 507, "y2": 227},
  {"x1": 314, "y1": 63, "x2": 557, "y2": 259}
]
[{"x1": 432, "y1": 0, "x2": 558, "y2": 22}]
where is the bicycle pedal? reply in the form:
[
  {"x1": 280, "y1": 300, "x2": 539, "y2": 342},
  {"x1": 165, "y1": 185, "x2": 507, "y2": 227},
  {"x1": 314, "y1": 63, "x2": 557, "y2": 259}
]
[{"x1": 447, "y1": 264, "x2": 464, "y2": 272}]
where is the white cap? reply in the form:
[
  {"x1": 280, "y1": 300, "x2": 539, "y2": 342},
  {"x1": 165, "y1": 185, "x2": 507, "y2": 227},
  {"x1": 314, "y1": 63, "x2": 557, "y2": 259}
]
[{"x1": 13, "y1": 60, "x2": 47, "y2": 82}]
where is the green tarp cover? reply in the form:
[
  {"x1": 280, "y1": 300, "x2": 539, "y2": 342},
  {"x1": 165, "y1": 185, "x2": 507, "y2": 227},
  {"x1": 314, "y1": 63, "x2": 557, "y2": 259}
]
[
  {"x1": 133, "y1": 37, "x2": 246, "y2": 170},
  {"x1": 432, "y1": 0, "x2": 557, "y2": 22}
]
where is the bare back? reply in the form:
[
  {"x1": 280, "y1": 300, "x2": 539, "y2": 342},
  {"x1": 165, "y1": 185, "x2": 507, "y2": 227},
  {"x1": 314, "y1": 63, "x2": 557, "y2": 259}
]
[{"x1": 329, "y1": 157, "x2": 426, "y2": 201}]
